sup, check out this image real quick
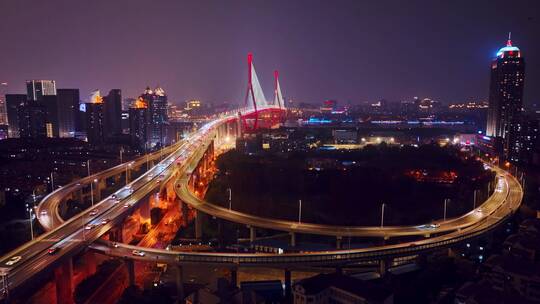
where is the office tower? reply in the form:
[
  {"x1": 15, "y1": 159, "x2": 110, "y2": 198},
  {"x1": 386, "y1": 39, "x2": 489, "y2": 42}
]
[
  {"x1": 18, "y1": 100, "x2": 47, "y2": 139},
  {"x1": 85, "y1": 90, "x2": 105, "y2": 144},
  {"x1": 26, "y1": 80, "x2": 56, "y2": 101},
  {"x1": 0, "y1": 82, "x2": 8, "y2": 125},
  {"x1": 140, "y1": 86, "x2": 168, "y2": 147},
  {"x1": 129, "y1": 97, "x2": 149, "y2": 150},
  {"x1": 486, "y1": 34, "x2": 525, "y2": 163},
  {"x1": 5, "y1": 94, "x2": 27, "y2": 138},
  {"x1": 56, "y1": 89, "x2": 80, "y2": 138},
  {"x1": 103, "y1": 89, "x2": 122, "y2": 138},
  {"x1": 42, "y1": 95, "x2": 59, "y2": 137}
]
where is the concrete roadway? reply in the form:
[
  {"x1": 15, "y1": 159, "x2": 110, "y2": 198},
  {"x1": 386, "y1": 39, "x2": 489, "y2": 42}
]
[
  {"x1": 0, "y1": 134, "x2": 208, "y2": 296},
  {"x1": 174, "y1": 142, "x2": 511, "y2": 238},
  {"x1": 91, "y1": 166, "x2": 521, "y2": 267},
  {"x1": 36, "y1": 142, "x2": 184, "y2": 231}
]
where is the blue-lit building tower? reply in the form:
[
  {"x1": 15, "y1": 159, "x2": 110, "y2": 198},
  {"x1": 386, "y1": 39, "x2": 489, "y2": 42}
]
[{"x1": 486, "y1": 34, "x2": 525, "y2": 164}]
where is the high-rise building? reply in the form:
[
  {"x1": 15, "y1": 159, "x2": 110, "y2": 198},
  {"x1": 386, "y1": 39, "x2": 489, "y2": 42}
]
[
  {"x1": 5, "y1": 94, "x2": 27, "y2": 138},
  {"x1": 103, "y1": 89, "x2": 122, "y2": 138},
  {"x1": 0, "y1": 82, "x2": 8, "y2": 125},
  {"x1": 85, "y1": 90, "x2": 105, "y2": 145},
  {"x1": 56, "y1": 89, "x2": 80, "y2": 138},
  {"x1": 140, "y1": 86, "x2": 168, "y2": 147},
  {"x1": 486, "y1": 34, "x2": 525, "y2": 163},
  {"x1": 42, "y1": 95, "x2": 59, "y2": 137},
  {"x1": 26, "y1": 80, "x2": 56, "y2": 101},
  {"x1": 129, "y1": 97, "x2": 149, "y2": 151},
  {"x1": 18, "y1": 100, "x2": 47, "y2": 139}
]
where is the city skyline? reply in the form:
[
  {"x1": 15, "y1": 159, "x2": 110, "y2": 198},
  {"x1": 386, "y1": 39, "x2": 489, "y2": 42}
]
[{"x1": 0, "y1": 0, "x2": 539, "y2": 106}]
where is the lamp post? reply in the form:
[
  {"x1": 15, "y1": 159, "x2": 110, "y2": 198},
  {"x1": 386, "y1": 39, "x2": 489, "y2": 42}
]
[
  {"x1": 28, "y1": 207, "x2": 34, "y2": 240},
  {"x1": 126, "y1": 163, "x2": 132, "y2": 185},
  {"x1": 473, "y1": 190, "x2": 477, "y2": 209},
  {"x1": 50, "y1": 172, "x2": 55, "y2": 192},
  {"x1": 227, "y1": 188, "x2": 232, "y2": 210},
  {"x1": 380, "y1": 203, "x2": 386, "y2": 228},
  {"x1": 90, "y1": 178, "x2": 97, "y2": 206},
  {"x1": 444, "y1": 199, "x2": 449, "y2": 221},
  {"x1": 119, "y1": 148, "x2": 123, "y2": 164},
  {"x1": 298, "y1": 200, "x2": 302, "y2": 224}
]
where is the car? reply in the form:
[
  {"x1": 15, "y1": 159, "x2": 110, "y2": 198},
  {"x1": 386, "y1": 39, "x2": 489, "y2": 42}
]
[
  {"x1": 123, "y1": 203, "x2": 129, "y2": 208},
  {"x1": 132, "y1": 250, "x2": 145, "y2": 257},
  {"x1": 5, "y1": 256, "x2": 22, "y2": 266},
  {"x1": 89, "y1": 209, "x2": 98, "y2": 216},
  {"x1": 148, "y1": 173, "x2": 154, "y2": 178},
  {"x1": 111, "y1": 194, "x2": 117, "y2": 199},
  {"x1": 113, "y1": 242, "x2": 119, "y2": 248},
  {"x1": 48, "y1": 247, "x2": 60, "y2": 255},
  {"x1": 40, "y1": 210, "x2": 47, "y2": 216},
  {"x1": 101, "y1": 219, "x2": 110, "y2": 225},
  {"x1": 476, "y1": 208, "x2": 483, "y2": 213},
  {"x1": 84, "y1": 224, "x2": 95, "y2": 230},
  {"x1": 420, "y1": 223, "x2": 440, "y2": 230}
]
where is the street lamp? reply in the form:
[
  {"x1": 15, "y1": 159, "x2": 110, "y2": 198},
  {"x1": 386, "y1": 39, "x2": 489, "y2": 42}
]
[
  {"x1": 298, "y1": 199, "x2": 302, "y2": 224},
  {"x1": 90, "y1": 178, "x2": 98, "y2": 206},
  {"x1": 126, "y1": 163, "x2": 132, "y2": 185},
  {"x1": 380, "y1": 203, "x2": 386, "y2": 228},
  {"x1": 119, "y1": 148, "x2": 124, "y2": 164},
  {"x1": 444, "y1": 199, "x2": 449, "y2": 221},
  {"x1": 27, "y1": 206, "x2": 34, "y2": 240},
  {"x1": 473, "y1": 190, "x2": 477, "y2": 209},
  {"x1": 50, "y1": 172, "x2": 55, "y2": 192},
  {"x1": 227, "y1": 188, "x2": 232, "y2": 210}
]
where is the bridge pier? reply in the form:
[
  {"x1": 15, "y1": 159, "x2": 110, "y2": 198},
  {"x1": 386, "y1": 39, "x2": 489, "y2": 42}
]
[
  {"x1": 195, "y1": 210, "x2": 203, "y2": 240},
  {"x1": 230, "y1": 268, "x2": 238, "y2": 287},
  {"x1": 249, "y1": 226, "x2": 256, "y2": 244},
  {"x1": 284, "y1": 269, "x2": 292, "y2": 299},
  {"x1": 378, "y1": 259, "x2": 390, "y2": 276},
  {"x1": 290, "y1": 232, "x2": 296, "y2": 247},
  {"x1": 109, "y1": 227, "x2": 123, "y2": 243},
  {"x1": 54, "y1": 257, "x2": 73, "y2": 304},
  {"x1": 336, "y1": 236, "x2": 342, "y2": 249},
  {"x1": 174, "y1": 265, "x2": 184, "y2": 302},
  {"x1": 126, "y1": 259, "x2": 135, "y2": 286}
]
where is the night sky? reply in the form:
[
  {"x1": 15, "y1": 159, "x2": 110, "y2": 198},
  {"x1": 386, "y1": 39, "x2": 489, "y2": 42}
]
[{"x1": 1, "y1": 0, "x2": 539, "y2": 106}]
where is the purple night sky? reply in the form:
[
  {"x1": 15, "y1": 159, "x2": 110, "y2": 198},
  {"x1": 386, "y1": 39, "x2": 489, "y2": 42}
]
[{"x1": 0, "y1": 0, "x2": 539, "y2": 106}]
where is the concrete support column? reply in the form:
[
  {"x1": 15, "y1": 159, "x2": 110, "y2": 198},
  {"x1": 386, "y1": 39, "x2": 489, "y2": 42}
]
[
  {"x1": 84, "y1": 251, "x2": 97, "y2": 276},
  {"x1": 54, "y1": 257, "x2": 73, "y2": 304},
  {"x1": 195, "y1": 210, "x2": 203, "y2": 240},
  {"x1": 174, "y1": 265, "x2": 184, "y2": 302},
  {"x1": 249, "y1": 227, "x2": 256, "y2": 244},
  {"x1": 140, "y1": 198, "x2": 151, "y2": 220},
  {"x1": 378, "y1": 259, "x2": 390, "y2": 276},
  {"x1": 336, "y1": 236, "x2": 342, "y2": 249},
  {"x1": 109, "y1": 227, "x2": 123, "y2": 243},
  {"x1": 126, "y1": 259, "x2": 135, "y2": 286},
  {"x1": 94, "y1": 179, "x2": 103, "y2": 202},
  {"x1": 284, "y1": 269, "x2": 292, "y2": 299},
  {"x1": 230, "y1": 268, "x2": 238, "y2": 287},
  {"x1": 290, "y1": 232, "x2": 296, "y2": 247}
]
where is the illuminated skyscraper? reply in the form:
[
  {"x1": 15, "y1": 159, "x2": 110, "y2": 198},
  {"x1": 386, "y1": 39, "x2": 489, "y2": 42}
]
[
  {"x1": 84, "y1": 90, "x2": 105, "y2": 144},
  {"x1": 26, "y1": 80, "x2": 56, "y2": 101},
  {"x1": 486, "y1": 34, "x2": 525, "y2": 163},
  {"x1": 129, "y1": 97, "x2": 149, "y2": 150},
  {"x1": 140, "y1": 86, "x2": 168, "y2": 147}
]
